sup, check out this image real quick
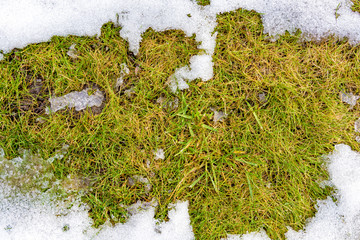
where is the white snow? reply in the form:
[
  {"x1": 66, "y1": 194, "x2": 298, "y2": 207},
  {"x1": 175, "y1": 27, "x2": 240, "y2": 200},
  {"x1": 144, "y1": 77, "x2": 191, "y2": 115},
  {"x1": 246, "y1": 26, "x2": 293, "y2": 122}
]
[
  {"x1": 47, "y1": 88, "x2": 104, "y2": 114},
  {"x1": 340, "y1": 91, "x2": 360, "y2": 108},
  {"x1": 0, "y1": 187, "x2": 194, "y2": 240},
  {"x1": 3, "y1": 0, "x2": 360, "y2": 92},
  {"x1": 4, "y1": 144, "x2": 360, "y2": 240},
  {"x1": 210, "y1": 0, "x2": 360, "y2": 44},
  {"x1": 0, "y1": 0, "x2": 217, "y2": 92},
  {"x1": 115, "y1": 63, "x2": 130, "y2": 89},
  {"x1": 0, "y1": 189, "x2": 93, "y2": 240},
  {"x1": 3, "y1": 0, "x2": 360, "y2": 56},
  {"x1": 224, "y1": 230, "x2": 271, "y2": 240},
  {"x1": 94, "y1": 201, "x2": 194, "y2": 240},
  {"x1": 3, "y1": 0, "x2": 360, "y2": 239},
  {"x1": 67, "y1": 44, "x2": 79, "y2": 59},
  {"x1": 213, "y1": 110, "x2": 228, "y2": 123},
  {"x1": 224, "y1": 144, "x2": 360, "y2": 240},
  {"x1": 154, "y1": 148, "x2": 165, "y2": 160},
  {"x1": 355, "y1": 118, "x2": 360, "y2": 132},
  {"x1": 0, "y1": 148, "x2": 194, "y2": 240}
]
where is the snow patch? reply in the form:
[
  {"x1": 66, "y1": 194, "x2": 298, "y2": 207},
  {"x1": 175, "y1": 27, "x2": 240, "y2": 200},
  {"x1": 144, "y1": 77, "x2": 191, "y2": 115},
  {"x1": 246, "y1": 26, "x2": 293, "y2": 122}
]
[
  {"x1": 340, "y1": 91, "x2": 360, "y2": 108},
  {"x1": 67, "y1": 44, "x2": 79, "y2": 59},
  {"x1": 115, "y1": 63, "x2": 130, "y2": 89},
  {"x1": 210, "y1": 0, "x2": 360, "y2": 43},
  {"x1": 224, "y1": 230, "x2": 271, "y2": 240},
  {"x1": 224, "y1": 144, "x2": 360, "y2": 239},
  {"x1": 0, "y1": 147, "x2": 194, "y2": 240},
  {"x1": 154, "y1": 149, "x2": 165, "y2": 160},
  {"x1": 2, "y1": 1, "x2": 360, "y2": 91},
  {"x1": 47, "y1": 89, "x2": 104, "y2": 114}
]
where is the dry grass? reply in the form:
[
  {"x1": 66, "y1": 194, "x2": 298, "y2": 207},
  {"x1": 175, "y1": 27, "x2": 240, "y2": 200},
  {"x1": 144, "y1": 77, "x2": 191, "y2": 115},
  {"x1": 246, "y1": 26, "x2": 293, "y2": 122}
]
[
  {"x1": 352, "y1": 0, "x2": 360, "y2": 13},
  {"x1": 1, "y1": 8, "x2": 360, "y2": 240}
]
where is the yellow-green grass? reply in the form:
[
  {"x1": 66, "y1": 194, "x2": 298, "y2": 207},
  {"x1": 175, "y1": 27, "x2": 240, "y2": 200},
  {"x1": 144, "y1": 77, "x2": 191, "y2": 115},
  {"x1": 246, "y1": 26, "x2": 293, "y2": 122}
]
[
  {"x1": 352, "y1": 0, "x2": 360, "y2": 13},
  {"x1": 0, "y1": 8, "x2": 359, "y2": 240}
]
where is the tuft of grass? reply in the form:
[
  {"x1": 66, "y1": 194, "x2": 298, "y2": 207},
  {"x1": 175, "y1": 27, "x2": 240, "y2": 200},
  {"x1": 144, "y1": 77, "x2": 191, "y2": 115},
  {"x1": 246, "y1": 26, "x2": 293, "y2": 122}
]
[
  {"x1": 352, "y1": 0, "x2": 360, "y2": 13},
  {"x1": 196, "y1": 0, "x2": 210, "y2": 6},
  {"x1": 1, "y1": 8, "x2": 360, "y2": 240}
]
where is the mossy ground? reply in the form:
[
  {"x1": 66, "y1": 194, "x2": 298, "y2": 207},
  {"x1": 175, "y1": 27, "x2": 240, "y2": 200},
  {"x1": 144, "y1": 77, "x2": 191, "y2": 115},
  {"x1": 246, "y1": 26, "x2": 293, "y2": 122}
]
[{"x1": 1, "y1": 8, "x2": 360, "y2": 240}]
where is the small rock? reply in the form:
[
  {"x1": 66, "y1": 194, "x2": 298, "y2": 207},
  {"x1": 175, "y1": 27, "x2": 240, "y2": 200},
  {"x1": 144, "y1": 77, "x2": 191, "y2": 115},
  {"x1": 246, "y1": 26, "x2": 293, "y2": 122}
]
[
  {"x1": 115, "y1": 77, "x2": 124, "y2": 89},
  {"x1": 146, "y1": 159, "x2": 151, "y2": 168},
  {"x1": 144, "y1": 183, "x2": 152, "y2": 193},
  {"x1": 156, "y1": 96, "x2": 179, "y2": 110},
  {"x1": 167, "y1": 98, "x2": 179, "y2": 110},
  {"x1": 35, "y1": 117, "x2": 45, "y2": 123},
  {"x1": 29, "y1": 78, "x2": 43, "y2": 96},
  {"x1": 132, "y1": 175, "x2": 149, "y2": 184}
]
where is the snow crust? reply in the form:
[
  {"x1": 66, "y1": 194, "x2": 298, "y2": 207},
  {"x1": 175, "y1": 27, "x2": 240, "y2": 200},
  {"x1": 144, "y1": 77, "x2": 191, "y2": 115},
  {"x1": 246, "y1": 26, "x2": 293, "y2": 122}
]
[
  {"x1": 0, "y1": 148, "x2": 194, "y2": 240},
  {"x1": 340, "y1": 91, "x2": 360, "y2": 108},
  {"x1": 3, "y1": 0, "x2": 360, "y2": 91},
  {"x1": 0, "y1": 0, "x2": 217, "y2": 92},
  {"x1": 154, "y1": 148, "x2": 165, "y2": 160},
  {"x1": 3, "y1": 144, "x2": 360, "y2": 240},
  {"x1": 47, "y1": 89, "x2": 104, "y2": 113},
  {"x1": 3, "y1": 1, "x2": 360, "y2": 239},
  {"x1": 225, "y1": 230, "x2": 271, "y2": 240},
  {"x1": 0, "y1": 189, "x2": 193, "y2": 240},
  {"x1": 115, "y1": 63, "x2": 130, "y2": 89},
  {"x1": 3, "y1": 0, "x2": 360, "y2": 55},
  {"x1": 94, "y1": 201, "x2": 194, "y2": 240},
  {"x1": 210, "y1": 0, "x2": 360, "y2": 43}
]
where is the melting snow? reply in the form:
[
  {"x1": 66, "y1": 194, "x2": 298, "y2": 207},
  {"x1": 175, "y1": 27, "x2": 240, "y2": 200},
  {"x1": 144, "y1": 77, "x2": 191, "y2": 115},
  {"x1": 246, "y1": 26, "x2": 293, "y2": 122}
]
[
  {"x1": 47, "y1": 89, "x2": 104, "y2": 114},
  {"x1": 3, "y1": 143, "x2": 360, "y2": 239},
  {"x1": 67, "y1": 44, "x2": 79, "y2": 59},
  {"x1": 224, "y1": 144, "x2": 360, "y2": 240},
  {"x1": 355, "y1": 118, "x2": 360, "y2": 133},
  {"x1": 127, "y1": 175, "x2": 152, "y2": 193},
  {"x1": 258, "y1": 93, "x2": 267, "y2": 104},
  {"x1": 340, "y1": 91, "x2": 360, "y2": 108},
  {"x1": 0, "y1": 148, "x2": 194, "y2": 240},
  {"x1": 3, "y1": 1, "x2": 360, "y2": 91},
  {"x1": 2, "y1": 0, "x2": 360, "y2": 239},
  {"x1": 213, "y1": 110, "x2": 228, "y2": 123},
  {"x1": 115, "y1": 63, "x2": 130, "y2": 89},
  {"x1": 154, "y1": 149, "x2": 165, "y2": 160}
]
